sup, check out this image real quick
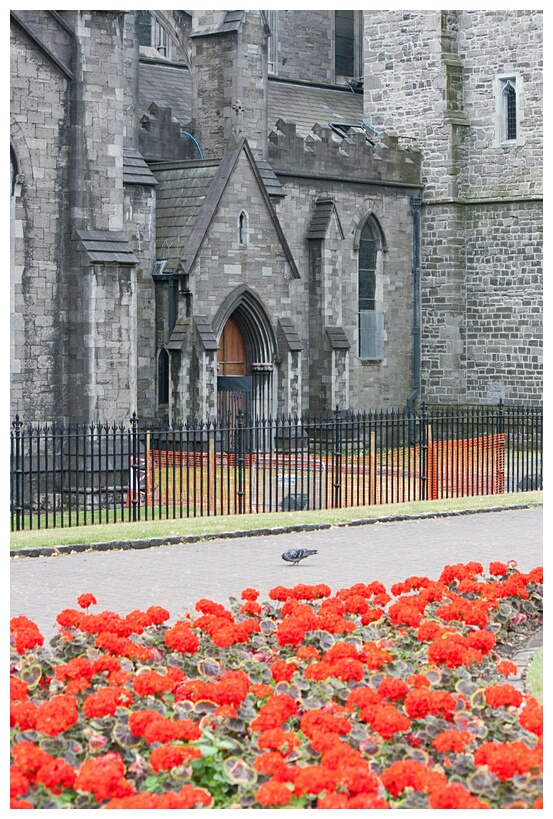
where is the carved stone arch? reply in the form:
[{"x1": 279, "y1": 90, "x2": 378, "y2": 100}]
[
  {"x1": 213, "y1": 285, "x2": 278, "y2": 421},
  {"x1": 351, "y1": 203, "x2": 387, "y2": 252},
  {"x1": 213, "y1": 285, "x2": 278, "y2": 367}
]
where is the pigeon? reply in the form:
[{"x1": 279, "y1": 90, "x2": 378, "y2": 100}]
[{"x1": 281, "y1": 548, "x2": 318, "y2": 566}]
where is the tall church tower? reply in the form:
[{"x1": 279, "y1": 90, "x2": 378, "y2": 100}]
[{"x1": 189, "y1": 10, "x2": 269, "y2": 159}]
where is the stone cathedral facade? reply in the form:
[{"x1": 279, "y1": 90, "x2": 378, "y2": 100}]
[{"x1": 10, "y1": 10, "x2": 542, "y2": 425}]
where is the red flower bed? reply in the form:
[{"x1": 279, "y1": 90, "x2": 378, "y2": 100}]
[{"x1": 10, "y1": 561, "x2": 542, "y2": 808}]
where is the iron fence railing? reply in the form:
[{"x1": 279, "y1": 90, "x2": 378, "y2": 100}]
[{"x1": 10, "y1": 402, "x2": 542, "y2": 531}]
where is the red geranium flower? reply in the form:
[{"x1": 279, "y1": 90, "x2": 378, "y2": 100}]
[
  {"x1": 428, "y1": 781, "x2": 490, "y2": 809},
  {"x1": 12, "y1": 742, "x2": 55, "y2": 780},
  {"x1": 241, "y1": 587, "x2": 260, "y2": 601},
  {"x1": 10, "y1": 616, "x2": 44, "y2": 655},
  {"x1": 77, "y1": 593, "x2": 97, "y2": 609},
  {"x1": 271, "y1": 659, "x2": 297, "y2": 683},
  {"x1": 35, "y1": 694, "x2": 79, "y2": 737},
  {"x1": 149, "y1": 744, "x2": 202, "y2": 771},
  {"x1": 35, "y1": 758, "x2": 77, "y2": 794},
  {"x1": 11, "y1": 701, "x2": 38, "y2": 731},
  {"x1": 497, "y1": 660, "x2": 518, "y2": 677},
  {"x1": 128, "y1": 709, "x2": 164, "y2": 738},
  {"x1": 484, "y1": 684, "x2": 523, "y2": 709},
  {"x1": 256, "y1": 779, "x2": 293, "y2": 806},
  {"x1": 258, "y1": 728, "x2": 300, "y2": 755},
  {"x1": 82, "y1": 687, "x2": 133, "y2": 718},
  {"x1": 163, "y1": 621, "x2": 200, "y2": 654},
  {"x1": 10, "y1": 766, "x2": 30, "y2": 799},
  {"x1": 73, "y1": 752, "x2": 134, "y2": 802},
  {"x1": 377, "y1": 676, "x2": 409, "y2": 701},
  {"x1": 432, "y1": 729, "x2": 471, "y2": 754},
  {"x1": 519, "y1": 697, "x2": 543, "y2": 737}
]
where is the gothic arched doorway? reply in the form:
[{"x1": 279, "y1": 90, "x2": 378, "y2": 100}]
[
  {"x1": 215, "y1": 288, "x2": 277, "y2": 426},
  {"x1": 217, "y1": 315, "x2": 252, "y2": 424}
]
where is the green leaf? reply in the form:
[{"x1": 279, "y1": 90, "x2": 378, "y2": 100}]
[
  {"x1": 224, "y1": 756, "x2": 258, "y2": 785},
  {"x1": 197, "y1": 743, "x2": 219, "y2": 757},
  {"x1": 143, "y1": 774, "x2": 164, "y2": 793},
  {"x1": 20, "y1": 663, "x2": 42, "y2": 689},
  {"x1": 197, "y1": 657, "x2": 221, "y2": 677},
  {"x1": 260, "y1": 619, "x2": 277, "y2": 633},
  {"x1": 455, "y1": 678, "x2": 477, "y2": 697},
  {"x1": 112, "y1": 720, "x2": 142, "y2": 748},
  {"x1": 467, "y1": 772, "x2": 494, "y2": 793},
  {"x1": 316, "y1": 630, "x2": 335, "y2": 651},
  {"x1": 216, "y1": 738, "x2": 237, "y2": 751},
  {"x1": 470, "y1": 689, "x2": 486, "y2": 710}
]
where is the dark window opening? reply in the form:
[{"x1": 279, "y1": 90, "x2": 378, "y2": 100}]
[
  {"x1": 138, "y1": 12, "x2": 152, "y2": 47},
  {"x1": 505, "y1": 82, "x2": 517, "y2": 140},
  {"x1": 359, "y1": 224, "x2": 376, "y2": 313},
  {"x1": 158, "y1": 348, "x2": 169, "y2": 405},
  {"x1": 239, "y1": 212, "x2": 248, "y2": 245},
  {"x1": 358, "y1": 221, "x2": 383, "y2": 360},
  {"x1": 335, "y1": 10, "x2": 355, "y2": 77},
  {"x1": 168, "y1": 278, "x2": 178, "y2": 334}
]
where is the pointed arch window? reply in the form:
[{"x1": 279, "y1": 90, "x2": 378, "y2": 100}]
[
  {"x1": 158, "y1": 348, "x2": 169, "y2": 405},
  {"x1": 239, "y1": 211, "x2": 249, "y2": 246},
  {"x1": 358, "y1": 221, "x2": 384, "y2": 360},
  {"x1": 503, "y1": 80, "x2": 517, "y2": 140}
]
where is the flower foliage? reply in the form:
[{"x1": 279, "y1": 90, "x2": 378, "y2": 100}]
[{"x1": 9, "y1": 563, "x2": 543, "y2": 809}]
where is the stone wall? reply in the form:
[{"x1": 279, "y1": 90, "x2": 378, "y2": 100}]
[
  {"x1": 457, "y1": 10, "x2": 542, "y2": 200},
  {"x1": 274, "y1": 178, "x2": 417, "y2": 413},
  {"x1": 464, "y1": 201, "x2": 542, "y2": 404},
  {"x1": 10, "y1": 23, "x2": 71, "y2": 422},
  {"x1": 271, "y1": 10, "x2": 333, "y2": 84},
  {"x1": 363, "y1": 9, "x2": 542, "y2": 405}
]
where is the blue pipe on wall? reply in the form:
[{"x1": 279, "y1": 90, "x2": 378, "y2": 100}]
[{"x1": 181, "y1": 130, "x2": 203, "y2": 159}]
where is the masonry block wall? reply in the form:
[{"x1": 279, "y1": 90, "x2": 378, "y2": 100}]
[
  {"x1": 270, "y1": 10, "x2": 333, "y2": 84},
  {"x1": 11, "y1": 10, "x2": 542, "y2": 426},
  {"x1": 363, "y1": 9, "x2": 542, "y2": 406},
  {"x1": 272, "y1": 178, "x2": 417, "y2": 413},
  {"x1": 10, "y1": 18, "x2": 71, "y2": 422}
]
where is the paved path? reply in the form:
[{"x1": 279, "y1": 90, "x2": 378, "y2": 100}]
[{"x1": 11, "y1": 508, "x2": 542, "y2": 641}]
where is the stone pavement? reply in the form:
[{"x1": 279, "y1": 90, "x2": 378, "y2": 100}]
[{"x1": 11, "y1": 507, "x2": 542, "y2": 645}]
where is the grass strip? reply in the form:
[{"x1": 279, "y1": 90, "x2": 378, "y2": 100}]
[
  {"x1": 10, "y1": 491, "x2": 542, "y2": 550},
  {"x1": 526, "y1": 647, "x2": 543, "y2": 704}
]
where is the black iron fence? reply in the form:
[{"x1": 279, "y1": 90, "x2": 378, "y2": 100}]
[{"x1": 10, "y1": 403, "x2": 542, "y2": 531}]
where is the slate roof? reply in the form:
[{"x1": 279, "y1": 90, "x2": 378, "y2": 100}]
[
  {"x1": 256, "y1": 159, "x2": 285, "y2": 198},
  {"x1": 325, "y1": 326, "x2": 351, "y2": 350},
  {"x1": 75, "y1": 230, "x2": 137, "y2": 266},
  {"x1": 123, "y1": 149, "x2": 157, "y2": 186},
  {"x1": 268, "y1": 81, "x2": 363, "y2": 137},
  {"x1": 153, "y1": 159, "x2": 220, "y2": 269},
  {"x1": 306, "y1": 198, "x2": 344, "y2": 240},
  {"x1": 278, "y1": 317, "x2": 303, "y2": 352},
  {"x1": 152, "y1": 140, "x2": 298, "y2": 278},
  {"x1": 139, "y1": 61, "x2": 191, "y2": 124},
  {"x1": 137, "y1": 62, "x2": 364, "y2": 142},
  {"x1": 190, "y1": 10, "x2": 245, "y2": 38}
]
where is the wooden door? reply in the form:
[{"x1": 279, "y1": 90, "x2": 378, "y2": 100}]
[
  {"x1": 217, "y1": 317, "x2": 252, "y2": 427},
  {"x1": 217, "y1": 317, "x2": 247, "y2": 376}
]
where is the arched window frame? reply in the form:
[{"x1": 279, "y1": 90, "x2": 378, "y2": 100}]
[
  {"x1": 238, "y1": 210, "x2": 249, "y2": 246},
  {"x1": 503, "y1": 80, "x2": 517, "y2": 140},
  {"x1": 157, "y1": 347, "x2": 170, "y2": 406},
  {"x1": 354, "y1": 213, "x2": 386, "y2": 361},
  {"x1": 496, "y1": 74, "x2": 523, "y2": 146}
]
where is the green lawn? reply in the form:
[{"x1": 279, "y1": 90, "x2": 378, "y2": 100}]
[
  {"x1": 526, "y1": 647, "x2": 543, "y2": 704},
  {"x1": 10, "y1": 491, "x2": 542, "y2": 550}
]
